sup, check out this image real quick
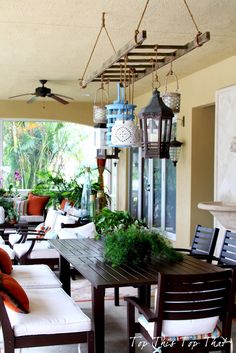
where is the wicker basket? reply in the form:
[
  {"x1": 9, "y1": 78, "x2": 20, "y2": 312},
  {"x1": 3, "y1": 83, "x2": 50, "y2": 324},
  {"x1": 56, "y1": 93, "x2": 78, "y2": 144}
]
[{"x1": 93, "y1": 86, "x2": 108, "y2": 124}]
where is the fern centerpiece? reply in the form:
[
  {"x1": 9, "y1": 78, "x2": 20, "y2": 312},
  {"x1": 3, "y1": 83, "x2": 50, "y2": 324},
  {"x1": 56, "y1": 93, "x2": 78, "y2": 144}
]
[{"x1": 104, "y1": 225, "x2": 183, "y2": 267}]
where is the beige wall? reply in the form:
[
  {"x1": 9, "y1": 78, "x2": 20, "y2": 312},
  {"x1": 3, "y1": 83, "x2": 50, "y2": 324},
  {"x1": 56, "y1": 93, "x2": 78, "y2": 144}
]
[
  {"x1": 191, "y1": 106, "x2": 214, "y2": 242},
  {"x1": 0, "y1": 100, "x2": 93, "y2": 126},
  {"x1": 134, "y1": 54, "x2": 236, "y2": 247}
]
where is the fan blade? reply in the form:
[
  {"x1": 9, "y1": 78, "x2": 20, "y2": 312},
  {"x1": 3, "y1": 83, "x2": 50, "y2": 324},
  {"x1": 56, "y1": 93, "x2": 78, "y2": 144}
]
[
  {"x1": 53, "y1": 93, "x2": 73, "y2": 100},
  {"x1": 8, "y1": 93, "x2": 34, "y2": 99},
  {"x1": 47, "y1": 93, "x2": 69, "y2": 105},
  {"x1": 27, "y1": 95, "x2": 37, "y2": 104}
]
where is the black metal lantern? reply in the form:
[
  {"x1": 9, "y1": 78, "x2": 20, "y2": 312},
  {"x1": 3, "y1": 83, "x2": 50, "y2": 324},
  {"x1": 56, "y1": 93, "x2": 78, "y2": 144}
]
[
  {"x1": 138, "y1": 89, "x2": 174, "y2": 158},
  {"x1": 169, "y1": 137, "x2": 183, "y2": 166}
]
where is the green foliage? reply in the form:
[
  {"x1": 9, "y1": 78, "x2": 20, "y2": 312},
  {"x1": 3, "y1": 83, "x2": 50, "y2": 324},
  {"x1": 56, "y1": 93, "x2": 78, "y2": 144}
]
[
  {"x1": 104, "y1": 226, "x2": 183, "y2": 267},
  {"x1": 0, "y1": 197, "x2": 18, "y2": 221},
  {"x1": 32, "y1": 170, "x2": 110, "y2": 209},
  {"x1": 94, "y1": 208, "x2": 146, "y2": 238},
  {"x1": 6, "y1": 206, "x2": 18, "y2": 221},
  {"x1": 3, "y1": 121, "x2": 93, "y2": 189},
  {"x1": 32, "y1": 171, "x2": 83, "y2": 208}
]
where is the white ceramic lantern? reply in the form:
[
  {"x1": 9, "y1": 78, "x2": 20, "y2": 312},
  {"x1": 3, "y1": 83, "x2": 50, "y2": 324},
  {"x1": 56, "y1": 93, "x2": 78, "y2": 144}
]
[{"x1": 111, "y1": 120, "x2": 140, "y2": 147}]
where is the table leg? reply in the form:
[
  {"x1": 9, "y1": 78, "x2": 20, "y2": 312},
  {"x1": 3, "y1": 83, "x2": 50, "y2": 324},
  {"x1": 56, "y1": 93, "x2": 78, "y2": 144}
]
[
  {"x1": 92, "y1": 286, "x2": 105, "y2": 353},
  {"x1": 138, "y1": 285, "x2": 151, "y2": 306},
  {"x1": 59, "y1": 255, "x2": 71, "y2": 295}
]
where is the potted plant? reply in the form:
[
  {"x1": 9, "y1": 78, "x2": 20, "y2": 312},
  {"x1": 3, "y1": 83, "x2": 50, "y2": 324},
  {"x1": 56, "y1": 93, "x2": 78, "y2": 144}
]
[
  {"x1": 104, "y1": 225, "x2": 183, "y2": 267},
  {"x1": 6, "y1": 206, "x2": 18, "y2": 224}
]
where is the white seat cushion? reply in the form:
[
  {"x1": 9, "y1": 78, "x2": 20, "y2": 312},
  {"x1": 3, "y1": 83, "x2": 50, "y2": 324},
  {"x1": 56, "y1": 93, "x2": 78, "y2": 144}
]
[
  {"x1": 58, "y1": 228, "x2": 77, "y2": 239},
  {"x1": 0, "y1": 236, "x2": 5, "y2": 245},
  {"x1": 54, "y1": 215, "x2": 78, "y2": 233},
  {"x1": 9, "y1": 233, "x2": 22, "y2": 246},
  {"x1": 7, "y1": 288, "x2": 91, "y2": 336},
  {"x1": 11, "y1": 264, "x2": 62, "y2": 288},
  {"x1": 13, "y1": 242, "x2": 59, "y2": 259},
  {"x1": 19, "y1": 215, "x2": 45, "y2": 223},
  {"x1": 45, "y1": 209, "x2": 63, "y2": 229},
  {"x1": 138, "y1": 314, "x2": 219, "y2": 338},
  {"x1": 0, "y1": 245, "x2": 15, "y2": 260},
  {"x1": 58, "y1": 222, "x2": 96, "y2": 240}
]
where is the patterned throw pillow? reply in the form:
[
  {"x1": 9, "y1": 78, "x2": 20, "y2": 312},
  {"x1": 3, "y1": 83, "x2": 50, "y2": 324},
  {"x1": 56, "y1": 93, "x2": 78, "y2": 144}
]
[
  {"x1": 0, "y1": 248, "x2": 13, "y2": 274},
  {"x1": 14, "y1": 199, "x2": 28, "y2": 217},
  {"x1": 0, "y1": 272, "x2": 30, "y2": 313}
]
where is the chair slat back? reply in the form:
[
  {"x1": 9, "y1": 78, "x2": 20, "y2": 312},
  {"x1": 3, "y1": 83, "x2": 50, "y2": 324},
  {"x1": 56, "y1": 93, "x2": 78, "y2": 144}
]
[
  {"x1": 191, "y1": 225, "x2": 219, "y2": 261},
  {"x1": 154, "y1": 270, "x2": 234, "y2": 337},
  {"x1": 218, "y1": 230, "x2": 236, "y2": 267}
]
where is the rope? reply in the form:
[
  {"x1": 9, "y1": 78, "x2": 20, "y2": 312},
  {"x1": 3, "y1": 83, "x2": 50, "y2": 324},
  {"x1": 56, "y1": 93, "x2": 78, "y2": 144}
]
[
  {"x1": 183, "y1": 0, "x2": 202, "y2": 35},
  {"x1": 135, "y1": 0, "x2": 150, "y2": 43},
  {"x1": 80, "y1": 12, "x2": 116, "y2": 85}
]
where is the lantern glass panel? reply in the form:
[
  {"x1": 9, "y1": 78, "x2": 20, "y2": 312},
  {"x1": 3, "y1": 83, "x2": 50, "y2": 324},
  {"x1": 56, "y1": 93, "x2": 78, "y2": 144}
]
[{"x1": 147, "y1": 118, "x2": 159, "y2": 142}]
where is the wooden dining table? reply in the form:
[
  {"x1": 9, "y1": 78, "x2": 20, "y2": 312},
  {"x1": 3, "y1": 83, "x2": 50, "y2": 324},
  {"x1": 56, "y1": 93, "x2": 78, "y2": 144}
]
[{"x1": 50, "y1": 238, "x2": 225, "y2": 353}]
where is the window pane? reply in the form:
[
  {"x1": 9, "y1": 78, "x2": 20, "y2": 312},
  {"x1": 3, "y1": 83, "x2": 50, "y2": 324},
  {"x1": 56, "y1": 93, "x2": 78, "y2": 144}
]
[
  {"x1": 142, "y1": 158, "x2": 149, "y2": 224},
  {"x1": 130, "y1": 148, "x2": 139, "y2": 219},
  {"x1": 153, "y1": 159, "x2": 162, "y2": 228},
  {"x1": 165, "y1": 159, "x2": 176, "y2": 232}
]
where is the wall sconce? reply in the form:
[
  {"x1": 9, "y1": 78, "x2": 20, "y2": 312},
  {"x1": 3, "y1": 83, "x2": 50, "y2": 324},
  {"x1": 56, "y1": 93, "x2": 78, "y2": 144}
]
[
  {"x1": 138, "y1": 89, "x2": 174, "y2": 159},
  {"x1": 169, "y1": 138, "x2": 183, "y2": 166}
]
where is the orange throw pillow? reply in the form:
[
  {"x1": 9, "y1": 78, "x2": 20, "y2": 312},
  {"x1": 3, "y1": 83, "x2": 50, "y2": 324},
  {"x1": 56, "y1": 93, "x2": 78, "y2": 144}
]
[
  {"x1": 27, "y1": 193, "x2": 50, "y2": 216},
  {"x1": 0, "y1": 248, "x2": 12, "y2": 274},
  {"x1": 0, "y1": 273, "x2": 30, "y2": 313}
]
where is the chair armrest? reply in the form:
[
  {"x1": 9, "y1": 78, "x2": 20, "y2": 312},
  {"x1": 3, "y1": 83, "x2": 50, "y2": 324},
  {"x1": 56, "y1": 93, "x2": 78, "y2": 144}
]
[{"x1": 124, "y1": 296, "x2": 157, "y2": 322}]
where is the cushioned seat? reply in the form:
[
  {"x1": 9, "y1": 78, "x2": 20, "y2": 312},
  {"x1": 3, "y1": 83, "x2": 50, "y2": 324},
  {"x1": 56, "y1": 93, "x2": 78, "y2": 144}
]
[
  {"x1": 125, "y1": 269, "x2": 235, "y2": 353},
  {"x1": 13, "y1": 242, "x2": 59, "y2": 259},
  {"x1": 6, "y1": 287, "x2": 91, "y2": 336},
  {"x1": 19, "y1": 215, "x2": 45, "y2": 223},
  {"x1": 11, "y1": 264, "x2": 62, "y2": 289},
  {"x1": 0, "y1": 282, "x2": 94, "y2": 353}
]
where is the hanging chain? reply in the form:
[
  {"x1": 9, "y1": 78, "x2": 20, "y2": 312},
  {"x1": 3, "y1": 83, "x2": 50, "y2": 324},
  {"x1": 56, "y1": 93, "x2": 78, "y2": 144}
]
[
  {"x1": 151, "y1": 46, "x2": 160, "y2": 89},
  {"x1": 123, "y1": 55, "x2": 128, "y2": 102},
  {"x1": 80, "y1": 12, "x2": 116, "y2": 86},
  {"x1": 183, "y1": 0, "x2": 201, "y2": 35},
  {"x1": 131, "y1": 69, "x2": 135, "y2": 104},
  {"x1": 135, "y1": 0, "x2": 150, "y2": 43}
]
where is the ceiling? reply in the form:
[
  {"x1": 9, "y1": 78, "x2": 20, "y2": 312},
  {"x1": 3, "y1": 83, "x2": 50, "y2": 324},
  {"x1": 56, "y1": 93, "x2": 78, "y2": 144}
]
[{"x1": 1, "y1": 0, "x2": 236, "y2": 104}]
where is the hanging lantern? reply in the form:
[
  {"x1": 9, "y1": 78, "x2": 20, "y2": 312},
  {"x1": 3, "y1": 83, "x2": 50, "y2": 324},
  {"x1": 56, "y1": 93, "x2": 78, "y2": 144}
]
[
  {"x1": 138, "y1": 89, "x2": 174, "y2": 159},
  {"x1": 93, "y1": 83, "x2": 108, "y2": 124},
  {"x1": 111, "y1": 119, "x2": 140, "y2": 147},
  {"x1": 106, "y1": 84, "x2": 136, "y2": 146},
  {"x1": 94, "y1": 123, "x2": 107, "y2": 149},
  {"x1": 169, "y1": 138, "x2": 183, "y2": 166},
  {"x1": 162, "y1": 65, "x2": 181, "y2": 114}
]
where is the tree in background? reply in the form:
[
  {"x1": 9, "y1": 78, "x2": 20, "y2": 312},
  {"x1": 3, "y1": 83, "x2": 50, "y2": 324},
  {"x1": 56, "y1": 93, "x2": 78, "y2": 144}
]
[{"x1": 2, "y1": 121, "x2": 95, "y2": 189}]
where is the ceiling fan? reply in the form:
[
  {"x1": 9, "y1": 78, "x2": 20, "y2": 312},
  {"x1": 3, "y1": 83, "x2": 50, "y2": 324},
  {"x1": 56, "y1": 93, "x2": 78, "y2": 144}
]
[{"x1": 8, "y1": 80, "x2": 73, "y2": 105}]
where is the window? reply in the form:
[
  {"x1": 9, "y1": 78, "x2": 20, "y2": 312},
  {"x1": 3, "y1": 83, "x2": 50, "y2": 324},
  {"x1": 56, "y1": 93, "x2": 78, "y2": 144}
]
[
  {"x1": 129, "y1": 122, "x2": 177, "y2": 239},
  {"x1": 0, "y1": 120, "x2": 96, "y2": 190}
]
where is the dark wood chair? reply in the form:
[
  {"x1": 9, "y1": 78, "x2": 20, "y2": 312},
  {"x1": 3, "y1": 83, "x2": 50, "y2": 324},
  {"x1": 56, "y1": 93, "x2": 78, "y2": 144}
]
[
  {"x1": 175, "y1": 224, "x2": 219, "y2": 263},
  {"x1": 0, "y1": 292, "x2": 94, "y2": 353},
  {"x1": 13, "y1": 221, "x2": 81, "y2": 269},
  {"x1": 213, "y1": 229, "x2": 236, "y2": 317},
  {"x1": 125, "y1": 269, "x2": 235, "y2": 353}
]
